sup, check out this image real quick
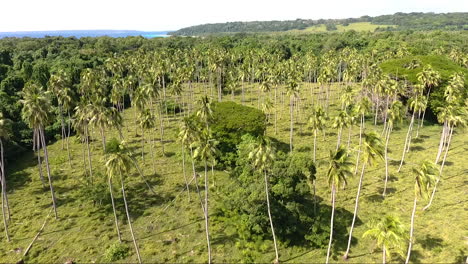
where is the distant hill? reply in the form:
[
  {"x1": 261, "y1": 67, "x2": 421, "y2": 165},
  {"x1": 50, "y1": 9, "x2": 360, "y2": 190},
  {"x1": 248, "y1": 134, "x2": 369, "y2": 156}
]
[
  {"x1": 0, "y1": 30, "x2": 169, "y2": 38},
  {"x1": 169, "y1": 12, "x2": 468, "y2": 36}
]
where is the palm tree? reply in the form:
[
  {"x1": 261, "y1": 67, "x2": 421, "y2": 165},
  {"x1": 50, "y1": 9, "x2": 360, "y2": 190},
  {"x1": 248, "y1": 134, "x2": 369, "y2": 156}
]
[
  {"x1": 354, "y1": 97, "x2": 372, "y2": 173},
  {"x1": 0, "y1": 112, "x2": 11, "y2": 241},
  {"x1": 405, "y1": 161, "x2": 438, "y2": 264},
  {"x1": 138, "y1": 108, "x2": 156, "y2": 171},
  {"x1": 308, "y1": 106, "x2": 327, "y2": 162},
  {"x1": 21, "y1": 82, "x2": 58, "y2": 219},
  {"x1": 105, "y1": 141, "x2": 142, "y2": 264},
  {"x1": 332, "y1": 109, "x2": 349, "y2": 150},
  {"x1": 383, "y1": 101, "x2": 404, "y2": 196},
  {"x1": 362, "y1": 215, "x2": 407, "y2": 264},
  {"x1": 416, "y1": 65, "x2": 440, "y2": 127},
  {"x1": 248, "y1": 136, "x2": 279, "y2": 263},
  {"x1": 326, "y1": 146, "x2": 354, "y2": 264},
  {"x1": 192, "y1": 129, "x2": 218, "y2": 264},
  {"x1": 344, "y1": 131, "x2": 384, "y2": 259},
  {"x1": 285, "y1": 64, "x2": 300, "y2": 152}
]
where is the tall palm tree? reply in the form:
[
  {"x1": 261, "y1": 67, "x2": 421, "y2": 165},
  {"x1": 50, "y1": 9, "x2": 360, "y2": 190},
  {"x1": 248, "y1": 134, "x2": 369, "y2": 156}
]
[
  {"x1": 192, "y1": 129, "x2": 218, "y2": 264},
  {"x1": 354, "y1": 97, "x2": 372, "y2": 173},
  {"x1": 308, "y1": 106, "x2": 327, "y2": 162},
  {"x1": 21, "y1": 82, "x2": 58, "y2": 219},
  {"x1": 332, "y1": 109, "x2": 349, "y2": 150},
  {"x1": 0, "y1": 112, "x2": 11, "y2": 241},
  {"x1": 105, "y1": 141, "x2": 142, "y2": 264},
  {"x1": 248, "y1": 136, "x2": 279, "y2": 263},
  {"x1": 383, "y1": 101, "x2": 404, "y2": 196},
  {"x1": 285, "y1": 65, "x2": 300, "y2": 152},
  {"x1": 344, "y1": 131, "x2": 384, "y2": 259},
  {"x1": 405, "y1": 161, "x2": 438, "y2": 264},
  {"x1": 416, "y1": 65, "x2": 440, "y2": 128},
  {"x1": 362, "y1": 215, "x2": 407, "y2": 264},
  {"x1": 326, "y1": 146, "x2": 354, "y2": 264}
]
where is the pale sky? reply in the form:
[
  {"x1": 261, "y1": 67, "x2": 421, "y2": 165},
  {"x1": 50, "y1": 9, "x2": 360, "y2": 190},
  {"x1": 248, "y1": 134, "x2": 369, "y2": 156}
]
[{"x1": 1, "y1": 0, "x2": 467, "y2": 32}]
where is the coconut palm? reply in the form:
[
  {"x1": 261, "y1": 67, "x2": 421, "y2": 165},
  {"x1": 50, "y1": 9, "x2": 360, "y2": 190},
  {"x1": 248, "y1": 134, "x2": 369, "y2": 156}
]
[
  {"x1": 248, "y1": 136, "x2": 279, "y2": 263},
  {"x1": 416, "y1": 65, "x2": 440, "y2": 127},
  {"x1": 0, "y1": 112, "x2": 11, "y2": 241},
  {"x1": 383, "y1": 101, "x2": 404, "y2": 196},
  {"x1": 308, "y1": 106, "x2": 327, "y2": 162},
  {"x1": 354, "y1": 97, "x2": 372, "y2": 173},
  {"x1": 332, "y1": 109, "x2": 350, "y2": 150},
  {"x1": 405, "y1": 161, "x2": 438, "y2": 264},
  {"x1": 285, "y1": 64, "x2": 301, "y2": 152},
  {"x1": 105, "y1": 141, "x2": 142, "y2": 264},
  {"x1": 326, "y1": 146, "x2": 353, "y2": 264},
  {"x1": 192, "y1": 128, "x2": 218, "y2": 264},
  {"x1": 344, "y1": 131, "x2": 384, "y2": 259},
  {"x1": 362, "y1": 215, "x2": 407, "y2": 264},
  {"x1": 21, "y1": 82, "x2": 58, "y2": 219}
]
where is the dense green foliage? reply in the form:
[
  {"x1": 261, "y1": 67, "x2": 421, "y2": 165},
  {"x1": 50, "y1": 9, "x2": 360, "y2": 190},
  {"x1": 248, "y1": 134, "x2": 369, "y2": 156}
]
[
  {"x1": 170, "y1": 12, "x2": 468, "y2": 35},
  {"x1": 210, "y1": 102, "x2": 266, "y2": 166}
]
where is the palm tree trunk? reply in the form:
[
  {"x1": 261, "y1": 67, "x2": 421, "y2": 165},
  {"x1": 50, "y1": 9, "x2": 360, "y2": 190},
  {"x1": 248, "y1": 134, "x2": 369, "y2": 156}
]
[
  {"x1": 313, "y1": 130, "x2": 317, "y2": 162},
  {"x1": 108, "y1": 177, "x2": 122, "y2": 242},
  {"x1": 34, "y1": 129, "x2": 46, "y2": 188},
  {"x1": 347, "y1": 125, "x2": 352, "y2": 149},
  {"x1": 383, "y1": 126, "x2": 392, "y2": 197},
  {"x1": 0, "y1": 139, "x2": 10, "y2": 241},
  {"x1": 181, "y1": 145, "x2": 190, "y2": 201},
  {"x1": 274, "y1": 86, "x2": 278, "y2": 135},
  {"x1": 355, "y1": 115, "x2": 364, "y2": 174},
  {"x1": 434, "y1": 121, "x2": 447, "y2": 164},
  {"x1": 289, "y1": 96, "x2": 294, "y2": 152},
  {"x1": 66, "y1": 112, "x2": 72, "y2": 168},
  {"x1": 383, "y1": 245, "x2": 386, "y2": 264},
  {"x1": 406, "y1": 196, "x2": 417, "y2": 264},
  {"x1": 423, "y1": 124, "x2": 454, "y2": 211},
  {"x1": 398, "y1": 112, "x2": 415, "y2": 172},
  {"x1": 336, "y1": 127, "x2": 343, "y2": 151},
  {"x1": 85, "y1": 126, "x2": 93, "y2": 182},
  {"x1": 1, "y1": 138, "x2": 10, "y2": 220},
  {"x1": 203, "y1": 160, "x2": 212, "y2": 264},
  {"x1": 344, "y1": 162, "x2": 366, "y2": 259},
  {"x1": 264, "y1": 170, "x2": 279, "y2": 263},
  {"x1": 326, "y1": 185, "x2": 336, "y2": 264},
  {"x1": 39, "y1": 127, "x2": 58, "y2": 219},
  {"x1": 120, "y1": 173, "x2": 142, "y2": 264}
]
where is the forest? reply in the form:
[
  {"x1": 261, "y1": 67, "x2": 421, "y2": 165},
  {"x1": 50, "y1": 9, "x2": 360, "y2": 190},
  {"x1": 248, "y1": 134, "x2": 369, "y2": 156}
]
[
  {"x1": 169, "y1": 12, "x2": 468, "y2": 36},
  {"x1": 0, "y1": 28, "x2": 467, "y2": 263}
]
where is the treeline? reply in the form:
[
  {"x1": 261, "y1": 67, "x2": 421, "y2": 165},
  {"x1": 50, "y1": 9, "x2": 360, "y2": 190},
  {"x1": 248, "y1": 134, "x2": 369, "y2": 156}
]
[
  {"x1": 0, "y1": 30, "x2": 466, "y2": 159},
  {"x1": 169, "y1": 12, "x2": 468, "y2": 36}
]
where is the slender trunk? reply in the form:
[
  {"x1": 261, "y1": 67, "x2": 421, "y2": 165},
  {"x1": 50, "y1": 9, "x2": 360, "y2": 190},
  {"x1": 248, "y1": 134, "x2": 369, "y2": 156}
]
[
  {"x1": 264, "y1": 170, "x2": 279, "y2": 263},
  {"x1": 344, "y1": 163, "x2": 366, "y2": 259},
  {"x1": 398, "y1": 112, "x2": 415, "y2": 172},
  {"x1": 347, "y1": 125, "x2": 352, "y2": 149},
  {"x1": 406, "y1": 196, "x2": 417, "y2": 264},
  {"x1": 108, "y1": 177, "x2": 122, "y2": 242},
  {"x1": 181, "y1": 145, "x2": 190, "y2": 201},
  {"x1": 383, "y1": 245, "x2": 386, "y2": 264},
  {"x1": 191, "y1": 148, "x2": 205, "y2": 213},
  {"x1": 34, "y1": 129, "x2": 46, "y2": 188},
  {"x1": 336, "y1": 127, "x2": 343, "y2": 151},
  {"x1": 120, "y1": 173, "x2": 142, "y2": 264},
  {"x1": 383, "y1": 126, "x2": 392, "y2": 197},
  {"x1": 40, "y1": 128, "x2": 58, "y2": 219},
  {"x1": 0, "y1": 139, "x2": 10, "y2": 241},
  {"x1": 85, "y1": 126, "x2": 93, "y2": 182},
  {"x1": 415, "y1": 109, "x2": 422, "y2": 138},
  {"x1": 313, "y1": 130, "x2": 317, "y2": 163},
  {"x1": 274, "y1": 86, "x2": 278, "y2": 135},
  {"x1": 66, "y1": 112, "x2": 72, "y2": 168},
  {"x1": 434, "y1": 121, "x2": 447, "y2": 164},
  {"x1": 355, "y1": 114, "x2": 364, "y2": 174},
  {"x1": 326, "y1": 185, "x2": 336, "y2": 264},
  {"x1": 423, "y1": 124, "x2": 454, "y2": 211},
  {"x1": 59, "y1": 105, "x2": 65, "y2": 150},
  {"x1": 289, "y1": 96, "x2": 294, "y2": 152},
  {"x1": 204, "y1": 160, "x2": 212, "y2": 264}
]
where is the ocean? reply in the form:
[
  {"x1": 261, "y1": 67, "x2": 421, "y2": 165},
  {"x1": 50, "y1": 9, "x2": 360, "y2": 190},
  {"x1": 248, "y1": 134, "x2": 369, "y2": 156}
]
[{"x1": 0, "y1": 30, "x2": 170, "y2": 39}]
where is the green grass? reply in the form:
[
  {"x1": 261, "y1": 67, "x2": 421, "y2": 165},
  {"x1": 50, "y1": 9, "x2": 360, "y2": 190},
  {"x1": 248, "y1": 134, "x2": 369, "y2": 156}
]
[
  {"x1": 288, "y1": 22, "x2": 396, "y2": 34},
  {"x1": 0, "y1": 82, "x2": 466, "y2": 263}
]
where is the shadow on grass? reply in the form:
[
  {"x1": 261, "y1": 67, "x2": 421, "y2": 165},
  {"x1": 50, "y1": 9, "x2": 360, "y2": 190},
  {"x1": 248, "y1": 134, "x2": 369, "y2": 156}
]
[
  {"x1": 419, "y1": 234, "x2": 444, "y2": 250},
  {"x1": 6, "y1": 151, "x2": 37, "y2": 191},
  {"x1": 410, "y1": 146, "x2": 426, "y2": 152}
]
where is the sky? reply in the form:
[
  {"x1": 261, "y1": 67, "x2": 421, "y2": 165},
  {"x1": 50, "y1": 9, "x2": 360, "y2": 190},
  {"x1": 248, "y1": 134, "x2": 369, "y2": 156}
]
[{"x1": 1, "y1": 0, "x2": 467, "y2": 32}]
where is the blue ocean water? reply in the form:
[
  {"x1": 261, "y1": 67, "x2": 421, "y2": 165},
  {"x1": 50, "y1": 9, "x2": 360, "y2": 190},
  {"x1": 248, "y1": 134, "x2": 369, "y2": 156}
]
[{"x1": 0, "y1": 30, "x2": 170, "y2": 38}]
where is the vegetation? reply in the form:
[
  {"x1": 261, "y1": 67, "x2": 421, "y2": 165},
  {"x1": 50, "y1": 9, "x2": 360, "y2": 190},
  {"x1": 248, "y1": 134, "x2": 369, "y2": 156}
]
[
  {"x1": 0, "y1": 28, "x2": 466, "y2": 263},
  {"x1": 169, "y1": 12, "x2": 468, "y2": 36}
]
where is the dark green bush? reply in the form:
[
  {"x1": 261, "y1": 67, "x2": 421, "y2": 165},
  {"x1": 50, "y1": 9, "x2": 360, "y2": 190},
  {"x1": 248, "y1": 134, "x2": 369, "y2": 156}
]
[
  {"x1": 210, "y1": 101, "x2": 266, "y2": 167},
  {"x1": 105, "y1": 242, "x2": 129, "y2": 261}
]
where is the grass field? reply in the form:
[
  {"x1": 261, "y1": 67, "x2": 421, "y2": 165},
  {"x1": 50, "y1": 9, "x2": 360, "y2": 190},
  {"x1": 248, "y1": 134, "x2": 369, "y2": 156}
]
[
  {"x1": 288, "y1": 22, "x2": 397, "y2": 34},
  {"x1": 0, "y1": 82, "x2": 466, "y2": 263}
]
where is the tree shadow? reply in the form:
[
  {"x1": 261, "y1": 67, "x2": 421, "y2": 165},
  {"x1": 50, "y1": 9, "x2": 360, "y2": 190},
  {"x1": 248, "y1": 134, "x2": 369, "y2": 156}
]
[
  {"x1": 410, "y1": 146, "x2": 425, "y2": 152},
  {"x1": 5, "y1": 151, "x2": 37, "y2": 191},
  {"x1": 412, "y1": 138, "x2": 424, "y2": 143},
  {"x1": 419, "y1": 234, "x2": 444, "y2": 250},
  {"x1": 296, "y1": 146, "x2": 311, "y2": 152},
  {"x1": 365, "y1": 194, "x2": 384, "y2": 203}
]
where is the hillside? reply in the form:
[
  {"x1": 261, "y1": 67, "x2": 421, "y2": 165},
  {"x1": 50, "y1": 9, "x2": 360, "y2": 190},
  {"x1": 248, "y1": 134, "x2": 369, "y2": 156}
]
[{"x1": 169, "y1": 12, "x2": 468, "y2": 36}]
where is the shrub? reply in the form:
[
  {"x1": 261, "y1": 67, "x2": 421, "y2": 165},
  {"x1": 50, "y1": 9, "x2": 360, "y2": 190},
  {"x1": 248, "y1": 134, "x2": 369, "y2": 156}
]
[
  {"x1": 210, "y1": 101, "x2": 266, "y2": 167},
  {"x1": 105, "y1": 242, "x2": 129, "y2": 262}
]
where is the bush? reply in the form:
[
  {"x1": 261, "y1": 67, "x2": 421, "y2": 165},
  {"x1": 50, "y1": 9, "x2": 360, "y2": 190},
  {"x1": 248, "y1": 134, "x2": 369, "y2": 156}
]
[
  {"x1": 210, "y1": 101, "x2": 266, "y2": 167},
  {"x1": 105, "y1": 242, "x2": 129, "y2": 262}
]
